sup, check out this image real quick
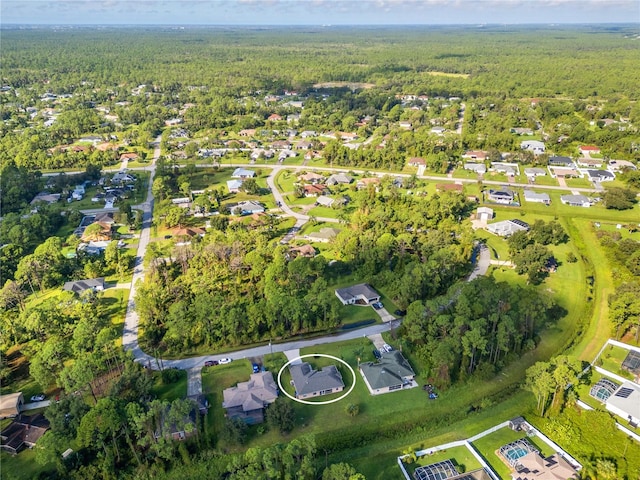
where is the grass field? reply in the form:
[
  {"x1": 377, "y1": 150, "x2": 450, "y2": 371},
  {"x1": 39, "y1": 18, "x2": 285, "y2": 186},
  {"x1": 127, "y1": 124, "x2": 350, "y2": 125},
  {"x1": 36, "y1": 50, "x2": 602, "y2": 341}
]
[
  {"x1": 410, "y1": 445, "x2": 482, "y2": 475},
  {"x1": 597, "y1": 344, "x2": 635, "y2": 380}
]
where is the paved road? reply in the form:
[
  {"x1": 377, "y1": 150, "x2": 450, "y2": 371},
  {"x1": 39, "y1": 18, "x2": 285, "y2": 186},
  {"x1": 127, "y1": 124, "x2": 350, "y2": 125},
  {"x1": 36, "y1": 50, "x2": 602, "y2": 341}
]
[
  {"x1": 266, "y1": 166, "x2": 340, "y2": 224},
  {"x1": 122, "y1": 137, "x2": 161, "y2": 367}
]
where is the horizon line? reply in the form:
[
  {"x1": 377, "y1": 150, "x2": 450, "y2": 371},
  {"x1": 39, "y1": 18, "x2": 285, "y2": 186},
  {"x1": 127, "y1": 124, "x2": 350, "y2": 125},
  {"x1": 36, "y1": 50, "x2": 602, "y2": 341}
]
[{"x1": 2, "y1": 22, "x2": 639, "y2": 27}]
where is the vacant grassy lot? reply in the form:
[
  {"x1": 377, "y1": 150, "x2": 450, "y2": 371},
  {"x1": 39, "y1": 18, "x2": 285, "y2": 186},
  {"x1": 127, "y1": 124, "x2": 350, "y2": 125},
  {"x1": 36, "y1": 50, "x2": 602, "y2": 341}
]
[{"x1": 597, "y1": 344, "x2": 636, "y2": 380}]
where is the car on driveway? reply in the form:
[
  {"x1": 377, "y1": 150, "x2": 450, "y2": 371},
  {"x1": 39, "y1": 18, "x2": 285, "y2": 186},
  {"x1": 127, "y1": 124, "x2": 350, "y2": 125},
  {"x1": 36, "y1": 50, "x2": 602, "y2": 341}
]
[
  {"x1": 372, "y1": 302, "x2": 383, "y2": 310},
  {"x1": 30, "y1": 394, "x2": 45, "y2": 402},
  {"x1": 394, "y1": 309, "x2": 406, "y2": 317},
  {"x1": 204, "y1": 360, "x2": 218, "y2": 367},
  {"x1": 252, "y1": 363, "x2": 260, "y2": 373},
  {"x1": 219, "y1": 358, "x2": 232, "y2": 365}
]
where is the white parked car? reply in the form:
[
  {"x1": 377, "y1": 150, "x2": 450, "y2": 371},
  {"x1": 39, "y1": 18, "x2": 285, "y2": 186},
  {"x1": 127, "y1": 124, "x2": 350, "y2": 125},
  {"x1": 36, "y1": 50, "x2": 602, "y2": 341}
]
[
  {"x1": 218, "y1": 358, "x2": 232, "y2": 365},
  {"x1": 30, "y1": 394, "x2": 46, "y2": 402}
]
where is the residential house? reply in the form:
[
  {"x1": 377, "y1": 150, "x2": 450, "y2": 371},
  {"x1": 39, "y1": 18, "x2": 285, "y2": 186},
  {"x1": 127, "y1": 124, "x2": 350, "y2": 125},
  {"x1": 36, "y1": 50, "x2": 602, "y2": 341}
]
[
  {"x1": 94, "y1": 212, "x2": 115, "y2": 225},
  {"x1": 267, "y1": 113, "x2": 282, "y2": 122},
  {"x1": 119, "y1": 152, "x2": 139, "y2": 162},
  {"x1": 1, "y1": 414, "x2": 50, "y2": 454},
  {"x1": 521, "y1": 140, "x2": 545, "y2": 154},
  {"x1": 326, "y1": 173, "x2": 353, "y2": 186},
  {"x1": 548, "y1": 156, "x2": 574, "y2": 167},
  {"x1": 278, "y1": 149, "x2": 296, "y2": 162},
  {"x1": 476, "y1": 206, "x2": 494, "y2": 222},
  {"x1": 606, "y1": 382, "x2": 640, "y2": 426},
  {"x1": 232, "y1": 168, "x2": 256, "y2": 179},
  {"x1": 233, "y1": 201, "x2": 265, "y2": 215},
  {"x1": 335, "y1": 283, "x2": 380, "y2": 305},
  {"x1": 303, "y1": 184, "x2": 328, "y2": 197},
  {"x1": 111, "y1": 172, "x2": 136, "y2": 184},
  {"x1": 356, "y1": 177, "x2": 380, "y2": 190},
  {"x1": 0, "y1": 393, "x2": 24, "y2": 419},
  {"x1": 576, "y1": 158, "x2": 603, "y2": 168},
  {"x1": 30, "y1": 192, "x2": 61, "y2": 206},
  {"x1": 298, "y1": 172, "x2": 325, "y2": 184},
  {"x1": 492, "y1": 162, "x2": 519, "y2": 176},
  {"x1": 300, "y1": 130, "x2": 317, "y2": 138},
  {"x1": 524, "y1": 167, "x2": 546, "y2": 179},
  {"x1": 548, "y1": 166, "x2": 580, "y2": 179},
  {"x1": 289, "y1": 362, "x2": 344, "y2": 400},
  {"x1": 579, "y1": 145, "x2": 601, "y2": 155},
  {"x1": 486, "y1": 188, "x2": 516, "y2": 205},
  {"x1": 315, "y1": 196, "x2": 335, "y2": 207},
  {"x1": 523, "y1": 190, "x2": 551, "y2": 205},
  {"x1": 510, "y1": 451, "x2": 579, "y2": 480},
  {"x1": 164, "y1": 118, "x2": 182, "y2": 126},
  {"x1": 608, "y1": 159, "x2": 636, "y2": 172},
  {"x1": 305, "y1": 227, "x2": 341, "y2": 243},
  {"x1": 63, "y1": 277, "x2": 105, "y2": 294},
  {"x1": 462, "y1": 151, "x2": 488, "y2": 161},
  {"x1": 486, "y1": 219, "x2": 530, "y2": 237},
  {"x1": 239, "y1": 129, "x2": 256, "y2": 137},
  {"x1": 227, "y1": 179, "x2": 243, "y2": 193},
  {"x1": 295, "y1": 140, "x2": 313, "y2": 150},
  {"x1": 585, "y1": 169, "x2": 615, "y2": 182},
  {"x1": 560, "y1": 195, "x2": 592, "y2": 207},
  {"x1": 464, "y1": 163, "x2": 487, "y2": 174},
  {"x1": 430, "y1": 126, "x2": 446, "y2": 135},
  {"x1": 399, "y1": 121, "x2": 413, "y2": 129},
  {"x1": 359, "y1": 351, "x2": 416, "y2": 395},
  {"x1": 271, "y1": 140, "x2": 291, "y2": 150},
  {"x1": 222, "y1": 371, "x2": 278, "y2": 425},
  {"x1": 173, "y1": 227, "x2": 205, "y2": 242},
  {"x1": 337, "y1": 132, "x2": 358, "y2": 141},
  {"x1": 81, "y1": 222, "x2": 113, "y2": 242},
  {"x1": 407, "y1": 157, "x2": 426, "y2": 167},
  {"x1": 250, "y1": 149, "x2": 275, "y2": 161}
]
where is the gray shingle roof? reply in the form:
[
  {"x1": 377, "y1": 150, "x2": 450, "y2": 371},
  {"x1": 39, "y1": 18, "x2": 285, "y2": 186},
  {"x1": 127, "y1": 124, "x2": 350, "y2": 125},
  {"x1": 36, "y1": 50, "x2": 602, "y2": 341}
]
[
  {"x1": 289, "y1": 363, "x2": 344, "y2": 396},
  {"x1": 359, "y1": 351, "x2": 415, "y2": 390},
  {"x1": 335, "y1": 283, "x2": 379, "y2": 303}
]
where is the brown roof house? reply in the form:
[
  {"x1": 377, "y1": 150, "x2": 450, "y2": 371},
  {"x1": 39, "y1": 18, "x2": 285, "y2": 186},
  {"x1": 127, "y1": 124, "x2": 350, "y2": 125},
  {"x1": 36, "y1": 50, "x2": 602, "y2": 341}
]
[
  {"x1": 289, "y1": 362, "x2": 344, "y2": 400},
  {"x1": 0, "y1": 392, "x2": 24, "y2": 419},
  {"x1": 1, "y1": 414, "x2": 50, "y2": 455},
  {"x1": 222, "y1": 371, "x2": 279, "y2": 424}
]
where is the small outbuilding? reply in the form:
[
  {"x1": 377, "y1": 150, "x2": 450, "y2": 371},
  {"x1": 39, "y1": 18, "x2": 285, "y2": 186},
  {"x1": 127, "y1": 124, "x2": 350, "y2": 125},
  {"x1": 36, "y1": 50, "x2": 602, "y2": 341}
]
[{"x1": 0, "y1": 392, "x2": 24, "y2": 419}]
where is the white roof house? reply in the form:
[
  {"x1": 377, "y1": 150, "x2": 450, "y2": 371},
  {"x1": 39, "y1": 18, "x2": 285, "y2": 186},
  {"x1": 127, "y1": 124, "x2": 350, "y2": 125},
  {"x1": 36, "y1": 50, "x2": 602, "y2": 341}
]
[
  {"x1": 227, "y1": 180, "x2": 243, "y2": 193},
  {"x1": 486, "y1": 219, "x2": 530, "y2": 237},
  {"x1": 606, "y1": 382, "x2": 640, "y2": 426},
  {"x1": 524, "y1": 167, "x2": 547, "y2": 178},
  {"x1": 560, "y1": 194, "x2": 592, "y2": 207},
  {"x1": 232, "y1": 168, "x2": 256, "y2": 178},
  {"x1": 464, "y1": 163, "x2": 487, "y2": 174},
  {"x1": 523, "y1": 190, "x2": 551, "y2": 204},
  {"x1": 521, "y1": 140, "x2": 545, "y2": 154}
]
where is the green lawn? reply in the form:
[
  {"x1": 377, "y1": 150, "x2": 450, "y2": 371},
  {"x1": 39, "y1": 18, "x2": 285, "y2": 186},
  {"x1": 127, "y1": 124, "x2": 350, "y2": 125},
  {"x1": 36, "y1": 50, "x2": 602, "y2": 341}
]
[
  {"x1": 597, "y1": 344, "x2": 635, "y2": 380},
  {"x1": 0, "y1": 447, "x2": 55, "y2": 480},
  {"x1": 533, "y1": 175, "x2": 559, "y2": 186},
  {"x1": 410, "y1": 445, "x2": 482, "y2": 476},
  {"x1": 307, "y1": 205, "x2": 341, "y2": 219},
  {"x1": 149, "y1": 369, "x2": 187, "y2": 401},
  {"x1": 565, "y1": 177, "x2": 594, "y2": 188}
]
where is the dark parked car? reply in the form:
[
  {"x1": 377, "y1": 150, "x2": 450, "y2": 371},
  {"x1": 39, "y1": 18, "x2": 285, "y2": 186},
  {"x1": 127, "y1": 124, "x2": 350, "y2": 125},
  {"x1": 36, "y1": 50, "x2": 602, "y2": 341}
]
[
  {"x1": 394, "y1": 309, "x2": 407, "y2": 317},
  {"x1": 204, "y1": 360, "x2": 219, "y2": 367},
  {"x1": 373, "y1": 349, "x2": 382, "y2": 359},
  {"x1": 372, "y1": 302, "x2": 383, "y2": 310},
  {"x1": 252, "y1": 363, "x2": 260, "y2": 373}
]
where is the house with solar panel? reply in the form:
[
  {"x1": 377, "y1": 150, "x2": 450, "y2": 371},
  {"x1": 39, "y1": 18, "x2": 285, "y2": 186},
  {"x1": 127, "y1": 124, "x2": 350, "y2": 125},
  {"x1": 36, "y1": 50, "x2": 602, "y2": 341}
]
[
  {"x1": 486, "y1": 219, "x2": 530, "y2": 238},
  {"x1": 413, "y1": 460, "x2": 492, "y2": 480},
  {"x1": 606, "y1": 382, "x2": 640, "y2": 427},
  {"x1": 589, "y1": 378, "x2": 619, "y2": 403}
]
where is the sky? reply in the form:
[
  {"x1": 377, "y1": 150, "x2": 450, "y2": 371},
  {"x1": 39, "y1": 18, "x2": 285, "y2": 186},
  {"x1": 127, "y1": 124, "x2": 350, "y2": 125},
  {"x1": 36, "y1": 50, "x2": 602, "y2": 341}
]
[{"x1": 1, "y1": 0, "x2": 639, "y2": 26}]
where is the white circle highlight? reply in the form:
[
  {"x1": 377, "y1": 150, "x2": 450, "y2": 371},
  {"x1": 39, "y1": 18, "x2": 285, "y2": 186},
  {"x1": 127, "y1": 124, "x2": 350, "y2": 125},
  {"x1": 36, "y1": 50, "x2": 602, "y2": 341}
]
[{"x1": 277, "y1": 354, "x2": 356, "y2": 405}]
